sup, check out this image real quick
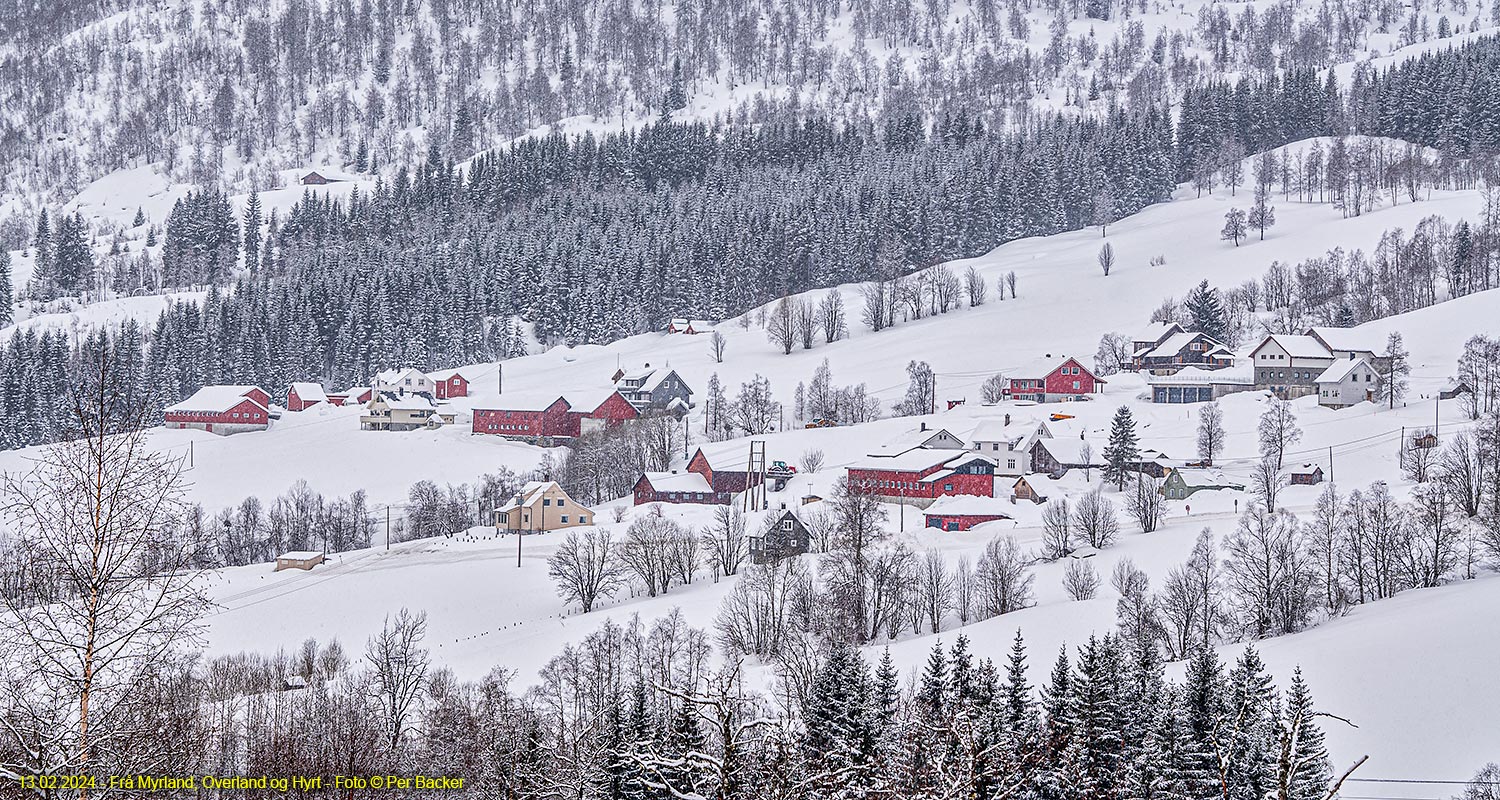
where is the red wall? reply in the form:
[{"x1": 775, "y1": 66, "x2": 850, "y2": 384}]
[
  {"x1": 925, "y1": 513, "x2": 1008, "y2": 531},
  {"x1": 1042, "y1": 358, "x2": 1099, "y2": 396},
  {"x1": 243, "y1": 387, "x2": 272, "y2": 408},
  {"x1": 435, "y1": 375, "x2": 469, "y2": 399},
  {"x1": 473, "y1": 399, "x2": 574, "y2": 437},
  {"x1": 165, "y1": 397, "x2": 268, "y2": 426}
]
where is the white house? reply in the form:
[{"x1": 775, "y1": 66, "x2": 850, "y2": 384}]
[
  {"x1": 372, "y1": 367, "x2": 434, "y2": 397},
  {"x1": 969, "y1": 417, "x2": 1051, "y2": 477},
  {"x1": 1315, "y1": 357, "x2": 1380, "y2": 408},
  {"x1": 1250, "y1": 334, "x2": 1337, "y2": 398}
]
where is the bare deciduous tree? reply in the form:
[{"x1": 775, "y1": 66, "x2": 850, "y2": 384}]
[
  {"x1": 795, "y1": 298, "x2": 818, "y2": 349},
  {"x1": 709, "y1": 330, "x2": 727, "y2": 363},
  {"x1": 1041, "y1": 498, "x2": 1073, "y2": 559},
  {"x1": 964, "y1": 266, "x2": 987, "y2": 306},
  {"x1": 801, "y1": 448, "x2": 825, "y2": 474},
  {"x1": 974, "y1": 535, "x2": 1034, "y2": 617},
  {"x1": 917, "y1": 549, "x2": 954, "y2": 633},
  {"x1": 767, "y1": 296, "x2": 796, "y2": 354},
  {"x1": 1072, "y1": 489, "x2": 1119, "y2": 548},
  {"x1": 818, "y1": 289, "x2": 847, "y2": 343},
  {"x1": 547, "y1": 527, "x2": 626, "y2": 612},
  {"x1": 1063, "y1": 559, "x2": 1100, "y2": 600},
  {"x1": 1127, "y1": 474, "x2": 1168, "y2": 533},
  {"x1": 1098, "y1": 242, "x2": 1115, "y2": 275},
  {"x1": 701, "y1": 505, "x2": 748, "y2": 578},
  {"x1": 366, "y1": 608, "x2": 431, "y2": 753}
]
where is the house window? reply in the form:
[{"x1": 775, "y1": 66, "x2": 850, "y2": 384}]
[
  {"x1": 944, "y1": 483, "x2": 954, "y2": 491},
  {"x1": 781, "y1": 520, "x2": 793, "y2": 530},
  {"x1": 556, "y1": 499, "x2": 565, "y2": 507},
  {"x1": 543, "y1": 499, "x2": 551, "y2": 506},
  {"x1": 580, "y1": 515, "x2": 589, "y2": 524},
  {"x1": 560, "y1": 515, "x2": 569, "y2": 523}
]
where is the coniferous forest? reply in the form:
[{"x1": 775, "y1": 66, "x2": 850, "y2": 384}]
[{"x1": 4, "y1": 35, "x2": 1500, "y2": 450}]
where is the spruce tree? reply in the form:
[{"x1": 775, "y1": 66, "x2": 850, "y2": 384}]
[
  {"x1": 1185, "y1": 280, "x2": 1227, "y2": 341},
  {"x1": 1281, "y1": 668, "x2": 1333, "y2": 800},
  {"x1": 1103, "y1": 405, "x2": 1140, "y2": 489},
  {"x1": 0, "y1": 249, "x2": 13, "y2": 328}
]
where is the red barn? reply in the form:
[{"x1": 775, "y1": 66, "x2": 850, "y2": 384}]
[
  {"x1": 634, "y1": 471, "x2": 728, "y2": 505},
  {"x1": 1003, "y1": 355, "x2": 1105, "y2": 403},
  {"x1": 429, "y1": 368, "x2": 470, "y2": 400},
  {"x1": 473, "y1": 397, "x2": 574, "y2": 441},
  {"x1": 286, "y1": 382, "x2": 328, "y2": 411},
  {"x1": 568, "y1": 389, "x2": 640, "y2": 434},
  {"x1": 923, "y1": 496, "x2": 1013, "y2": 531},
  {"x1": 845, "y1": 449, "x2": 997, "y2": 506},
  {"x1": 163, "y1": 385, "x2": 272, "y2": 436}
]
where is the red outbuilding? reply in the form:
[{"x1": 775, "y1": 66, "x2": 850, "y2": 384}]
[
  {"x1": 473, "y1": 390, "x2": 639, "y2": 441},
  {"x1": 286, "y1": 382, "x2": 328, "y2": 412},
  {"x1": 163, "y1": 385, "x2": 273, "y2": 436},
  {"x1": 429, "y1": 368, "x2": 470, "y2": 400},
  {"x1": 923, "y1": 496, "x2": 1013, "y2": 531},
  {"x1": 1003, "y1": 355, "x2": 1105, "y2": 403}
]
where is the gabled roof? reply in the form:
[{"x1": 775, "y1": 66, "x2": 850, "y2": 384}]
[
  {"x1": 1134, "y1": 321, "x2": 1183, "y2": 344},
  {"x1": 851, "y1": 448, "x2": 996, "y2": 473},
  {"x1": 1137, "y1": 331, "x2": 1229, "y2": 360},
  {"x1": 428, "y1": 367, "x2": 470, "y2": 382},
  {"x1": 639, "y1": 471, "x2": 714, "y2": 494},
  {"x1": 1306, "y1": 326, "x2": 1383, "y2": 355},
  {"x1": 1009, "y1": 355, "x2": 1089, "y2": 379},
  {"x1": 375, "y1": 367, "x2": 427, "y2": 384},
  {"x1": 1291, "y1": 463, "x2": 1324, "y2": 475},
  {"x1": 480, "y1": 392, "x2": 573, "y2": 412},
  {"x1": 375, "y1": 391, "x2": 436, "y2": 411},
  {"x1": 289, "y1": 382, "x2": 328, "y2": 402},
  {"x1": 873, "y1": 425, "x2": 966, "y2": 455},
  {"x1": 1169, "y1": 468, "x2": 1243, "y2": 489},
  {"x1": 164, "y1": 385, "x2": 269, "y2": 415},
  {"x1": 498, "y1": 481, "x2": 567, "y2": 512},
  {"x1": 1035, "y1": 437, "x2": 1107, "y2": 467},
  {"x1": 566, "y1": 387, "x2": 627, "y2": 414},
  {"x1": 1315, "y1": 357, "x2": 1375, "y2": 384},
  {"x1": 1146, "y1": 364, "x2": 1254, "y2": 386},
  {"x1": 924, "y1": 495, "x2": 1013, "y2": 517},
  {"x1": 1253, "y1": 335, "x2": 1332, "y2": 360}
]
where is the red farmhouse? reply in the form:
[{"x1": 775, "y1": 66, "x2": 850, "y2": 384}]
[
  {"x1": 634, "y1": 446, "x2": 765, "y2": 505},
  {"x1": 163, "y1": 385, "x2": 273, "y2": 436},
  {"x1": 1003, "y1": 355, "x2": 1105, "y2": 403},
  {"x1": 845, "y1": 449, "x2": 997, "y2": 506},
  {"x1": 473, "y1": 390, "x2": 639, "y2": 442},
  {"x1": 429, "y1": 368, "x2": 470, "y2": 400}
]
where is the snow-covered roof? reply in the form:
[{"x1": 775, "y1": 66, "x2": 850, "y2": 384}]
[
  {"x1": 164, "y1": 385, "x2": 268, "y2": 415},
  {"x1": 640, "y1": 471, "x2": 714, "y2": 493},
  {"x1": 1035, "y1": 437, "x2": 1107, "y2": 466},
  {"x1": 1170, "y1": 468, "x2": 1243, "y2": 489},
  {"x1": 375, "y1": 367, "x2": 426, "y2": 384},
  {"x1": 924, "y1": 495, "x2": 1013, "y2": 517},
  {"x1": 341, "y1": 385, "x2": 369, "y2": 397},
  {"x1": 498, "y1": 481, "x2": 563, "y2": 512},
  {"x1": 482, "y1": 391, "x2": 572, "y2": 412},
  {"x1": 1009, "y1": 355, "x2": 1082, "y2": 379},
  {"x1": 1256, "y1": 334, "x2": 1332, "y2": 360},
  {"x1": 1291, "y1": 463, "x2": 1323, "y2": 475},
  {"x1": 851, "y1": 448, "x2": 995, "y2": 472},
  {"x1": 289, "y1": 382, "x2": 328, "y2": 402},
  {"x1": 1133, "y1": 321, "x2": 1182, "y2": 344},
  {"x1": 1307, "y1": 326, "x2": 1382, "y2": 354},
  {"x1": 377, "y1": 392, "x2": 436, "y2": 411},
  {"x1": 565, "y1": 387, "x2": 623, "y2": 413},
  {"x1": 873, "y1": 426, "x2": 965, "y2": 454},
  {"x1": 1138, "y1": 331, "x2": 1226, "y2": 359},
  {"x1": 427, "y1": 367, "x2": 470, "y2": 382},
  {"x1": 278, "y1": 550, "x2": 325, "y2": 560},
  {"x1": 1314, "y1": 357, "x2": 1374, "y2": 384},
  {"x1": 1145, "y1": 365, "x2": 1254, "y2": 386}
]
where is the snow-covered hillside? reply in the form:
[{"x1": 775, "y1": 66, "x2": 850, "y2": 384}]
[{"x1": 6, "y1": 146, "x2": 1491, "y2": 779}]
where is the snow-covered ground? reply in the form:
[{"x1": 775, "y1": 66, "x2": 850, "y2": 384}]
[{"x1": 3, "y1": 135, "x2": 1498, "y2": 781}]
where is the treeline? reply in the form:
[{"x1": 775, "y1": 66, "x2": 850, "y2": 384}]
[{"x1": 42, "y1": 605, "x2": 1347, "y2": 800}]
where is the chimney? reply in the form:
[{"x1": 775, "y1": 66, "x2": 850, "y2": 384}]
[
  {"x1": 780, "y1": 502, "x2": 787, "y2": 510},
  {"x1": 644, "y1": 362, "x2": 651, "y2": 368},
  {"x1": 920, "y1": 422, "x2": 929, "y2": 432},
  {"x1": 1004, "y1": 413, "x2": 1012, "y2": 426}
]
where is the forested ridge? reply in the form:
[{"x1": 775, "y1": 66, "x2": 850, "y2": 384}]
[{"x1": 4, "y1": 36, "x2": 1500, "y2": 450}]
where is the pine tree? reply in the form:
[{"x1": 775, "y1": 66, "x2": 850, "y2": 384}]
[
  {"x1": 1184, "y1": 280, "x2": 1226, "y2": 341},
  {"x1": 1223, "y1": 647, "x2": 1278, "y2": 800},
  {"x1": 243, "y1": 193, "x2": 263, "y2": 275},
  {"x1": 32, "y1": 209, "x2": 54, "y2": 299},
  {"x1": 1103, "y1": 405, "x2": 1140, "y2": 489},
  {"x1": 132, "y1": 207, "x2": 146, "y2": 227}
]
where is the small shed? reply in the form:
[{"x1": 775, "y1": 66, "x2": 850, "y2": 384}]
[
  {"x1": 800, "y1": 494, "x2": 823, "y2": 505},
  {"x1": 1439, "y1": 380, "x2": 1471, "y2": 401},
  {"x1": 1010, "y1": 476, "x2": 1046, "y2": 504},
  {"x1": 300, "y1": 171, "x2": 331, "y2": 185},
  {"x1": 1290, "y1": 465, "x2": 1325, "y2": 486},
  {"x1": 1410, "y1": 431, "x2": 1439, "y2": 450},
  {"x1": 275, "y1": 550, "x2": 326, "y2": 571}
]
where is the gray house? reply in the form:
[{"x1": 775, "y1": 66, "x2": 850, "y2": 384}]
[
  {"x1": 613, "y1": 364, "x2": 694, "y2": 412},
  {"x1": 749, "y1": 506, "x2": 811, "y2": 564}
]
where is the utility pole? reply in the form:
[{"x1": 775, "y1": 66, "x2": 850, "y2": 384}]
[
  {"x1": 188, "y1": 440, "x2": 194, "y2": 468},
  {"x1": 498, "y1": 363, "x2": 503, "y2": 394},
  {"x1": 385, "y1": 506, "x2": 391, "y2": 551},
  {"x1": 1328, "y1": 445, "x2": 1334, "y2": 485}
]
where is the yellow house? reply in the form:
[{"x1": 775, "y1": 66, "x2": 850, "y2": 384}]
[
  {"x1": 361, "y1": 391, "x2": 438, "y2": 431},
  {"x1": 494, "y1": 481, "x2": 592, "y2": 532}
]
